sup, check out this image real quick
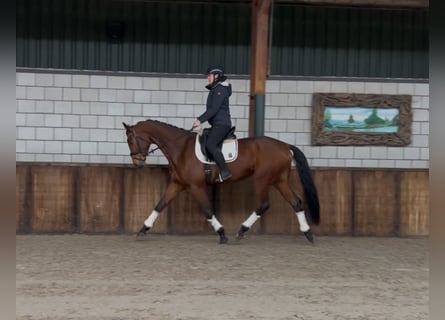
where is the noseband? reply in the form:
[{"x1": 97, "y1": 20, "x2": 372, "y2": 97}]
[{"x1": 128, "y1": 129, "x2": 151, "y2": 160}]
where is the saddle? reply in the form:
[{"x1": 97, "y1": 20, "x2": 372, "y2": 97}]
[{"x1": 195, "y1": 127, "x2": 238, "y2": 164}]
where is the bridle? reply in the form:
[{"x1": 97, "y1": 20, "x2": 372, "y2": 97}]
[
  {"x1": 128, "y1": 126, "x2": 194, "y2": 161},
  {"x1": 128, "y1": 129, "x2": 152, "y2": 161}
]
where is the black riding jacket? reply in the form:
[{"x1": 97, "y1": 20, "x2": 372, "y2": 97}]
[{"x1": 197, "y1": 80, "x2": 232, "y2": 127}]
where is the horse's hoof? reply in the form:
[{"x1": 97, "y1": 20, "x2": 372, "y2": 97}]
[
  {"x1": 236, "y1": 225, "x2": 249, "y2": 240},
  {"x1": 303, "y1": 230, "x2": 314, "y2": 243},
  {"x1": 136, "y1": 225, "x2": 149, "y2": 237},
  {"x1": 217, "y1": 228, "x2": 229, "y2": 244},
  {"x1": 236, "y1": 231, "x2": 247, "y2": 240}
]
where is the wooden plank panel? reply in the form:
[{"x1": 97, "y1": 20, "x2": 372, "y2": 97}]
[
  {"x1": 15, "y1": 165, "x2": 430, "y2": 237},
  {"x1": 398, "y1": 171, "x2": 429, "y2": 236},
  {"x1": 312, "y1": 170, "x2": 353, "y2": 235},
  {"x1": 78, "y1": 167, "x2": 122, "y2": 233},
  {"x1": 219, "y1": 177, "x2": 257, "y2": 234},
  {"x1": 353, "y1": 171, "x2": 397, "y2": 236},
  {"x1": 30, "y1": 166, "x2": 76, "y2": 233},
  {"x1": 123, "y1": 167, "x2": 169, "y2": 233},
  {"x1": 169, "y1": 188, "x2": 209, "y2": 234},
  {"x1": 16, "y1": 166, "x2": 29, "y2": 233}
]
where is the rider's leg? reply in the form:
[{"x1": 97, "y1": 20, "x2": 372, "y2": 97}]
[
  {"x1": 206, "y1": 125, "x2": 232, "y2": 182},
  {"x1": 212, "y1": 149, "x2": 232, "y2": 181}
]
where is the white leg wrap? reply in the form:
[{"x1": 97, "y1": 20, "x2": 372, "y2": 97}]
[
  {"x1": 144, "y1": 210, "x2": 160, "y2": 228},
  {"x1": 242, "y1": 212, "x2": 261, "y2": 229},
  {"x1": 296, "y1": 211, "x2": 310, "y2": 232},
  {"x1": 207, "y1": 215, "x2": 223, "y2": 232}
]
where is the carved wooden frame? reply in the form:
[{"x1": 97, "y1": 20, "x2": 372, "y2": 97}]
[{"x1": 311, "y1": 93, "x2": 412, "y2": 146}]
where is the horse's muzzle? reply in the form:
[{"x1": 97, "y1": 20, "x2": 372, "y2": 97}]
[
  {"x1": 131, "y1": 156, "x2": 146, "y2": 168},
  {"x1": 134, "y1": 162, "x2": 145, "y2": 168}
]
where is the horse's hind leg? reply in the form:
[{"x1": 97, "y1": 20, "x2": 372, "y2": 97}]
[
  {"x1": 273, "y1": 180, "x2": 314, "y2": 243},
  {"x1": 236, "y1": 180, "x2": 270, "y2": 239},
  {"x1": 137, "y1": 182, "x2": 184, "y2": 237}
]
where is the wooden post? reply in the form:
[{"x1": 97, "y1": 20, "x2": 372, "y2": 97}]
[{"x1": 249, "y1": 0, "x2": 272, "y2": 137}]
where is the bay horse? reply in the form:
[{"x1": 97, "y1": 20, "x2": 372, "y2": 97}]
[{"x1": 123, "y1": 120, "x2": 319, "y2": 244}]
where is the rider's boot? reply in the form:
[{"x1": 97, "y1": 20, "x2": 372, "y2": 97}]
[
  {"x1": 213, "y1": 151, "x2": 232, "y2": 182},
  {"x1": 218, "y1": 168, "x2": 232, "y2": 182}
]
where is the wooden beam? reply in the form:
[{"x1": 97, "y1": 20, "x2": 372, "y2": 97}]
[{"x1": 249, "y1": 0, "x2": 272, "y2": 137}]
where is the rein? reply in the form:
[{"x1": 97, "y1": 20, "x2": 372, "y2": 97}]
[{"x1": 147, "y1": 145, "x2": 160, "y2": 155}]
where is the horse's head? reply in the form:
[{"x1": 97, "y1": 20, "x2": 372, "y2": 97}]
[{"x1": 123, "y1": 122, "x2": 151, "y2": 168}]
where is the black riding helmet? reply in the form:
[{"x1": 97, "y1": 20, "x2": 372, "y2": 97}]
[
  {"x1": 206, "y1": 65, "x2": 224, "y2": 77},
  {"x1": 206, "y1": 65, "x2": 227, "y2": 87}
]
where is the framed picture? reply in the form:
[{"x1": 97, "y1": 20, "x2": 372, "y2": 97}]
[{"x1": 311, "y1": 93, "x2": 412, "y2": 146}]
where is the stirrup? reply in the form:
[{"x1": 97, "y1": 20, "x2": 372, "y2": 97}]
[{"x1": 218, "y1": 172, "x2": 232, "y2": 183}]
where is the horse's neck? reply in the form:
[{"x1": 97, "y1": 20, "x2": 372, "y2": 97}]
[{"x1": 142, "y1": 121, "x2": 189, "y2": 160}]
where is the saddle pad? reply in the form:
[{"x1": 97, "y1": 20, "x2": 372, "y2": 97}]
[{"x1": 194, "y1": 133, "x2": 238, "y2": 164}]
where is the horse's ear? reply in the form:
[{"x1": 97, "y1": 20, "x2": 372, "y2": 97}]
[{"x1": 122, "y1": 122, "x2": 129, "y2": 129}]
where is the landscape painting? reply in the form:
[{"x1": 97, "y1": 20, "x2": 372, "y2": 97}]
[
  {"x1": 323, "y1": 106, "x2": 399, "y2": 133},
  {"x1": 311, "y1": 93, "x2": 412, "y2": 146}
]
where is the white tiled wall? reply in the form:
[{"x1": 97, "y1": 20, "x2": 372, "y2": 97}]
[{"x1": 16, "y1": 71, "x2": 429, "y2": 168}]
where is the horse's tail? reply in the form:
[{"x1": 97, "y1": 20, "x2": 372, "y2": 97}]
[{"x1": 289, "y1": 145, "x2": 320, "y2": 225}]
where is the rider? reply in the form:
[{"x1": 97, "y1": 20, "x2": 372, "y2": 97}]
[{"x1": 192, "y1": 65, "x2": 233, "y2": 182}]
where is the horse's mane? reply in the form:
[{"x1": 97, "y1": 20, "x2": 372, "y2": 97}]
[{"x1": 138, "y1": 119, "x2": 195, "y2": 136}]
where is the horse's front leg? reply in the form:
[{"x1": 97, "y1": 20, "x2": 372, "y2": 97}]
[
  {"x1": 137, "y1": 182, "x2": 184, "y2": 237},
  {"x1": 189, "y1": 185, "x2": 228, "y2": 244}
]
